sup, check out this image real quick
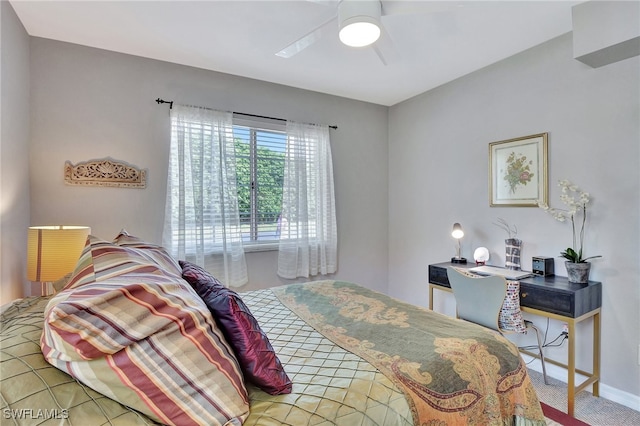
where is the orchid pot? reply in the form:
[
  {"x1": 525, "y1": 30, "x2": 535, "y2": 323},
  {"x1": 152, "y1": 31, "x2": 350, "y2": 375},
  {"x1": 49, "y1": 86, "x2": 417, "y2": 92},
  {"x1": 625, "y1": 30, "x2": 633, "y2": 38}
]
[{"x1": 565, "y1": 261, "x2": 591, "y2": 284}]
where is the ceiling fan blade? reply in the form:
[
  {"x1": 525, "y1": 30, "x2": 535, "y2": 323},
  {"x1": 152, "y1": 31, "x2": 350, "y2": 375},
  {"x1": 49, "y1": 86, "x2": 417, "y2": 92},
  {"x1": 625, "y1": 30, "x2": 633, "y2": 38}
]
[
  {"x1": 276, "y1": 15, "x2": 337, "y2": 58},
  {"x1": 372, "y1": 23, "x2": 399, "y2": 66},
  {"x1": 372, "y1": 44, "x2": 390, "y2": 66}
]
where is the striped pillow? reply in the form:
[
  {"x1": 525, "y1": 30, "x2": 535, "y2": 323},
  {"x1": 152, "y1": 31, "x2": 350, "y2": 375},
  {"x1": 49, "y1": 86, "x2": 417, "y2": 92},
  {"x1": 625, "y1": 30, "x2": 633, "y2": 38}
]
[
  {"x1": 112, "y1": 230, "x2": 183, "y2": 277},
  {"x1": 112, "y1": 230, "x2": 182, "y2": 275},
  {"x1": 64, "y1": 234, "x2": 182, "y2": 290},
  {"x1": 42, "y1": 237, "x2": 249, "y2": 425}
]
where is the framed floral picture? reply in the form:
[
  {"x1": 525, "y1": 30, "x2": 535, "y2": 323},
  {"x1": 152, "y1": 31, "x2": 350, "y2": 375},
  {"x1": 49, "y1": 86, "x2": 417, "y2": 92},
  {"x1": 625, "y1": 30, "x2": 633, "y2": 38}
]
[{"x1": 489, "y1": 133, "x2": 548, "y2": 207}]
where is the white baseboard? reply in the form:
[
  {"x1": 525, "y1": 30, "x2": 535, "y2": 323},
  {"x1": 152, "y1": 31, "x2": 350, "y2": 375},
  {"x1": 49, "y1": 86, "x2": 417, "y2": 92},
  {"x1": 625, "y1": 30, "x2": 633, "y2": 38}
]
[{"x1": 523, "y1": 355, "x2": 640, "y2": 412}]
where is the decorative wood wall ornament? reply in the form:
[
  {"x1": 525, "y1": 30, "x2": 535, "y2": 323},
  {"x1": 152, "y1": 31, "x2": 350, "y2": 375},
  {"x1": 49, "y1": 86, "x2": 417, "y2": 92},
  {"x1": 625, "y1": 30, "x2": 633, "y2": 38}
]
[{"x1": 64, "y1": 158, "x2": 147, "y2": 188}]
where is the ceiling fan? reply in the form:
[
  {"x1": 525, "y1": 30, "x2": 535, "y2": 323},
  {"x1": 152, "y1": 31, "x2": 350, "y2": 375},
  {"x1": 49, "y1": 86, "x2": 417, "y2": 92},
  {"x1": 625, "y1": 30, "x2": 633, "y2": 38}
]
[{"x1": 275, "y1": 0, "x2": 454, "y2": 65}]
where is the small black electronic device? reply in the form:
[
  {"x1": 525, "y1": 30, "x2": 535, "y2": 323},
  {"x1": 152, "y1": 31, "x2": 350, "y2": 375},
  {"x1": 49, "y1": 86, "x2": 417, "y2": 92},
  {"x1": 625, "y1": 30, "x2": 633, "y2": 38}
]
[{"x1": 532, "y1": 257, "x2": 554, "y2": 276}]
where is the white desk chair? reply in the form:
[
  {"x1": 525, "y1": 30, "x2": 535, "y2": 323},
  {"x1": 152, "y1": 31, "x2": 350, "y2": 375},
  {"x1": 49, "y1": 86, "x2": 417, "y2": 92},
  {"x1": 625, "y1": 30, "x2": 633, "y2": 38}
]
[{"x1": 446, "y1": 267, "x2": 549, "y2": 385}]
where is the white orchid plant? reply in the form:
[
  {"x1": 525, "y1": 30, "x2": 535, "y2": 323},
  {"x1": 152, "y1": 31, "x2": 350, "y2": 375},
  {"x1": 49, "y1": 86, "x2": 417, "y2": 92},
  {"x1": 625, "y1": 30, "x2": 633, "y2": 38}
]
[{"x1": 538, "y1": 180, "x2": 602, "y2": 263}]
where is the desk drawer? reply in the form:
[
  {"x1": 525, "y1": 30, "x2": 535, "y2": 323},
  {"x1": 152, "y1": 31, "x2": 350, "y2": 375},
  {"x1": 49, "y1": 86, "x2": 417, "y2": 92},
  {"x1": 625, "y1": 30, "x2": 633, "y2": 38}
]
[
  {"x1": 520, "y1": 285, "x2": 573, "y2": 317},
  {"x1": 428, "y1": 264, "x2": 451, "y2": 288}
]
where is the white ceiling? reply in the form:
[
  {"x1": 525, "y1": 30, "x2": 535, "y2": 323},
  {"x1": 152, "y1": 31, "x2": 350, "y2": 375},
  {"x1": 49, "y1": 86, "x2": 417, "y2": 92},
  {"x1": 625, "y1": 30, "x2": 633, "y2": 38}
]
[{"x1": 9, "y1": 0, "x2": 582, "y2": 106}]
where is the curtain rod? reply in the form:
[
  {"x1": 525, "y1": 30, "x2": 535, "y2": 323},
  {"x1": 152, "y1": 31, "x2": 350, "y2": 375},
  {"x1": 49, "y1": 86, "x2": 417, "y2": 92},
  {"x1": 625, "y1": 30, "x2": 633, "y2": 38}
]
[{"x1": 155, "y1": 98, "x2": 338, "y2": 130}]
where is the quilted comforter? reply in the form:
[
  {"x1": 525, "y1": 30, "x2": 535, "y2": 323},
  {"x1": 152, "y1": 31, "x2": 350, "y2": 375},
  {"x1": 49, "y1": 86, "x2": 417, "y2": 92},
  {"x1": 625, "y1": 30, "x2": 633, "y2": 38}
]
[{"x1": 1, "y1": 281, "x2": 545, "y2": 425}]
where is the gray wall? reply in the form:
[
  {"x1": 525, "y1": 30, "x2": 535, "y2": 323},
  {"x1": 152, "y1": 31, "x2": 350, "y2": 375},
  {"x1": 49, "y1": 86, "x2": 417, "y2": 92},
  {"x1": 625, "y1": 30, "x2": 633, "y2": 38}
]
[
  {"x1": 1, "y1": 0, "x2": 31, "y2": 305},
  {"x1": 27, "y1": 37, "x2": 390, "y2": 294},
  {"x1": 389, "y1": 33, "x2": 639, "y2": 400}
]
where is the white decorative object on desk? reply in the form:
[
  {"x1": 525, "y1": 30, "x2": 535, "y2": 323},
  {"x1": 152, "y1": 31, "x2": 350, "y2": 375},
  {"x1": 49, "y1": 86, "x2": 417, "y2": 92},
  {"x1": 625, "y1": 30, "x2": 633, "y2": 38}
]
[{"x1": 473, "y1": 247, "x2": 490, "y2": 265}]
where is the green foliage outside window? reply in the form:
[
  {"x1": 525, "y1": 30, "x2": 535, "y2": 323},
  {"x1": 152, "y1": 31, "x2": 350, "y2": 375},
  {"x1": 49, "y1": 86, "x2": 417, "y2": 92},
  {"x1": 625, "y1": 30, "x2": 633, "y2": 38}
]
[{"x1": 234, "y1": 137, "x2": 285, "y2": 239}]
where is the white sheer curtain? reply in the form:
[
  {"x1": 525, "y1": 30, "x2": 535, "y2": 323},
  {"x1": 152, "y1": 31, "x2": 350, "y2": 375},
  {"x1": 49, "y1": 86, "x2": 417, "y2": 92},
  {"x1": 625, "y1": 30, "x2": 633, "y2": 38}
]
[
  {"x1": 277, "y1": 121, "x2": 337, "y2": 279},
  {"x1": 163, "y1": 105, "x2": 248, "y2": 287}
]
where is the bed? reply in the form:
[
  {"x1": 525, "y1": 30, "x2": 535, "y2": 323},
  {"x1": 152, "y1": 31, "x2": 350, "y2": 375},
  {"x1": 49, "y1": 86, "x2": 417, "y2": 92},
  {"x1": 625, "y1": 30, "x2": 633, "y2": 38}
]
[{"x1": 1, "y1": 233, "x2": 546, "y2": 425}]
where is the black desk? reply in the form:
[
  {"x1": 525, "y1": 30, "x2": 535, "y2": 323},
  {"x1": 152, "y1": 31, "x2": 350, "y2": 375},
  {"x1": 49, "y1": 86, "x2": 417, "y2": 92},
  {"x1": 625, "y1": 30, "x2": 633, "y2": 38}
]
[{"x1": 428, "y1": 262, "x2": 602, "y2": 417}]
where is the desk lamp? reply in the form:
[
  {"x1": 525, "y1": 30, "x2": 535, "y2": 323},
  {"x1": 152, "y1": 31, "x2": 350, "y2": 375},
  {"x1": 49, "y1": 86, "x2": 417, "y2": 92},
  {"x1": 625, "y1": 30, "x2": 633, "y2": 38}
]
[
  {"x1": 27, "y1": 225, "x2": 90, "y2": 295},
  {"x1": 451, "y1": 222, "x2": 467, "y2": 264}
]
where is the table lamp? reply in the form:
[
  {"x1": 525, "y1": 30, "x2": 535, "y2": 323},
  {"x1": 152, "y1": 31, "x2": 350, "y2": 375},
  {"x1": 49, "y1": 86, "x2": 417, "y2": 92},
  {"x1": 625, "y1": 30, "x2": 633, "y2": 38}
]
[
  {"x1": 27, "y1": 225, "x2": 91, "y2": 295},
  {"x1": 451, "y1": 222, "x2": 467, "y2": 264}
]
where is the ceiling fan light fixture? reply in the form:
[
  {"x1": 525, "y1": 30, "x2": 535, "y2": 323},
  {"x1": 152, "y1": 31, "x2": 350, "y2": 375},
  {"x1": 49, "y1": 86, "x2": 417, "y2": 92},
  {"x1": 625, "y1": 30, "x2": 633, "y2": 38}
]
[
  {"x1": 339, "y1": 20, "x2": 381, "y2": 47},
  {"x1": 338, "y1": 0, "x2": 382, "y2": 48}
]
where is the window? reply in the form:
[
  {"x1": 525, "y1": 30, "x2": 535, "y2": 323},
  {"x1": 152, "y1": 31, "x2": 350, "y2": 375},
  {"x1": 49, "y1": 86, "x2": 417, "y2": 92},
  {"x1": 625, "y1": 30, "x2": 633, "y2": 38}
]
[
  {"x1": 165, "y1": 106, "x2": 336, "y2": 283},
  {"x1": 233, "y1": 117, "x2": 286, "y2": 250}
]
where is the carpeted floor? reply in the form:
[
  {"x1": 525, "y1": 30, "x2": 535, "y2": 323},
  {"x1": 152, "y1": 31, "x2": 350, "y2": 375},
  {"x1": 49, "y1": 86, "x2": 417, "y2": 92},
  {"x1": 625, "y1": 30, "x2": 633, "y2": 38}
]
[{"x1": 528, "y1": 369, "x2": 640, "y2": 426}]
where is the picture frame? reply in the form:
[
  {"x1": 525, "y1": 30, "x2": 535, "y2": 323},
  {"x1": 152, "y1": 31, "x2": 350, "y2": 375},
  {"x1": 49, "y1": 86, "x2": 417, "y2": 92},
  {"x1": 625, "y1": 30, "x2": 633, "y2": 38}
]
[{"x1": 489, "y1": 133, "x2": 548, "y2": 207}]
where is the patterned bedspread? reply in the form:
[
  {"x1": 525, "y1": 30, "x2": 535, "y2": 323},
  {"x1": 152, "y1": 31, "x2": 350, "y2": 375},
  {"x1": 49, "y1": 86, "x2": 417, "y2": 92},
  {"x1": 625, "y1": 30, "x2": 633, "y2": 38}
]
[
  {"x1": 271, "y1": 281, "x2": 546, "y2": 426},
  {"x1": 1, "y1": 281, "x2": 545, "y2": 425},
  {"x1": 242, "y1": 288, "x2": 412, "y2": 425}
]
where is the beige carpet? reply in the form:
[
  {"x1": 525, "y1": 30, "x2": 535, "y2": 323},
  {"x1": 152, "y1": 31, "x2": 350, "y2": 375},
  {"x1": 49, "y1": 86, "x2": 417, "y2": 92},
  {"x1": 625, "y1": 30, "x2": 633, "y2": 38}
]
[{"x1": 528, "y1": 369, "x2": 640, "y2": 426}]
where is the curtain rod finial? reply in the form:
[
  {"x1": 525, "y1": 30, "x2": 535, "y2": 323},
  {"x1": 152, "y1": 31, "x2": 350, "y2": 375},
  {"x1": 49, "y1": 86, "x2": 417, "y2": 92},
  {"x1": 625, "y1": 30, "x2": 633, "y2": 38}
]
[{"x1": 156, "y1": 98, "x2": 173, "y2": 109}]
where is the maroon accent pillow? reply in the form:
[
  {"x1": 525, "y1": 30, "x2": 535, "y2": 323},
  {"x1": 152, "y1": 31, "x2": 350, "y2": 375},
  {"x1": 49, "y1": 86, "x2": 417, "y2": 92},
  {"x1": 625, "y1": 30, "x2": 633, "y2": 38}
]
[
  {"x1": 180, "y1": 260, "x2": 226, "y2": 293},
  {"x1": 180, "y1": 261, "x2": 292, "y2": 395}
]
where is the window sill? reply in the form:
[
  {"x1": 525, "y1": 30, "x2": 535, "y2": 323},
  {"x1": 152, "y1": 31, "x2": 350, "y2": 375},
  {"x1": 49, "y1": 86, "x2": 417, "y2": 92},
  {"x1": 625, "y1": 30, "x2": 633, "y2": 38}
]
[{"x1": 244, "y1": 242, "x2": 279, "y2": 253}]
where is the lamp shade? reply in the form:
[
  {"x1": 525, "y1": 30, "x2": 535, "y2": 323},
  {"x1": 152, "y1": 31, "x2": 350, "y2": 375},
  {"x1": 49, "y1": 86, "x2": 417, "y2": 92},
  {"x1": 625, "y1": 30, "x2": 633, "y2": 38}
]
[
  {"x1": 338, "y1": 0, "x2": 381, "y2": 47},
  {"x1": 27, "y1": 226, "x2": 90, "y2": 282},
  {"x1": 451, "y1": 223, "x2": 464, "y2": 239}
]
